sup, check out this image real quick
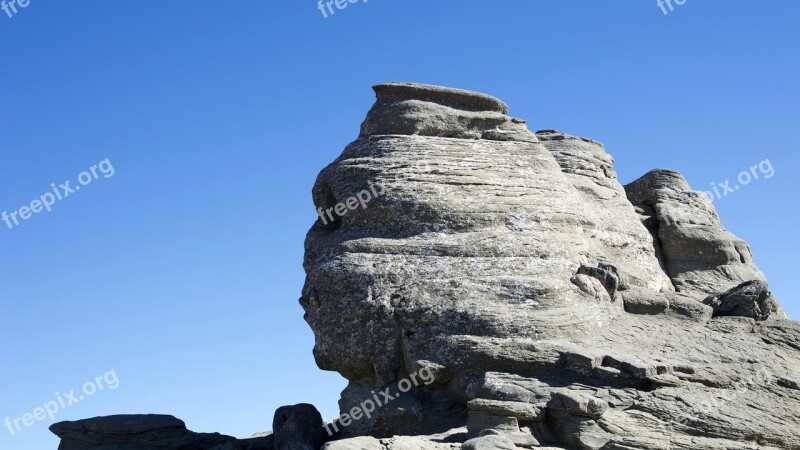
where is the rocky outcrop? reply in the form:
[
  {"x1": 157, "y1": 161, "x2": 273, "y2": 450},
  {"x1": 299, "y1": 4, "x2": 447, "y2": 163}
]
[
  {"x1": 51, "y1": 82, "x2": 798, "y2": 450},
  {"x1": 624, "y1": 169, "x2": 783, "y2": 309},
  {"x1": 49, "y1": 405, "x2": 330, "y2": 450},
  {"x1": 300, "y1": 83, "x2": 800, "y2": 449},
  {"x1": 49, "y1": 415, "x2": 274, "y2": 449},
  {"x1": 703, "y1": 280, "x2": 782, "y2": 321}
]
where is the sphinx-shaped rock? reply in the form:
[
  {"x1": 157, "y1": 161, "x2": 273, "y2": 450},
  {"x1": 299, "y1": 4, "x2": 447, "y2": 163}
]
[
  {"x1": 302, "y1": 83, "x2": 799, "y2": 449},
  {"x1": 303, "y1": 83, "x2": 671, "y2": 386}
]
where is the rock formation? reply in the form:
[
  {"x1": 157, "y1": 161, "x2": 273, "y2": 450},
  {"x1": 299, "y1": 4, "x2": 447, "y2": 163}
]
[
  {"x1": 302, "y1": 83, "x2": 799, "y2": 449},
  {"x1": 52, "y1": 82, "x2": 799, "y2": 449},
  {"x1": 49, "y1": 414, "x2": 274, "y2": 449}
]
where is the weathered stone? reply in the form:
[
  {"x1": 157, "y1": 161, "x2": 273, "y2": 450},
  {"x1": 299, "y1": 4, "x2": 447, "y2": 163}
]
[
  {"x1": 668, "y1": 293, "x2": 714, "y2": 322},
  {"x1": 547, "y1": 392, "x2": 608, "y2": 419},
  {"x1": 546, "y1": 410, "x2": 609, "y2": 450},
  {"x1": 703, "y1": 280, "x2": 780, "y2": 321},
  {"x1": 273, "y1": 404, "x2": 327, "y2": 450},
  {"x1": 299, "y1": 83, "x2": 799, "y2": 450},
  {"x1": 536, "y1": 129, "x2": 673, "y2": 294},
  {"x1": 571, "y1": 274, "x2": 613, "y2": 303},
  {"x1": 621, "y1": 287, "x2": 669, "y2": 315},
  {"x1": 467, "y1": 399, "x2": 544, "y2": 421},
  {"x1": 465, "y1": 411, "x2": 519, "y2": 438},
  {"x1": 480, "y1": 428, "x2": 541, "y2": 448},
  {"x1": 320, "y1": 428, "x2": 464, "y2": 450},
  {"x1": 577, "y1": 265, "x2": 620, "y2": 297},
  {"x1": 462, "y1": 435, "x2": 517, "y2": 450},
  {"x1": 360, "y1": 82, "x2": 531, "y2": 142},
  {"x1": 599, "y1": 262, "x2": 629, "y2": 291},
  {"x1": 624, "y1": 168, "x2": 787, "y2": 321}
]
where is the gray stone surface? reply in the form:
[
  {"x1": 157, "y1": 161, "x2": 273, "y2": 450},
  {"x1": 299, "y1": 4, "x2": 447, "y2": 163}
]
[
  {"x1": 301, "y1": 83, "x2": 800, "y2": 449},
  {"x1": 624, "y1": 168, "x2": 786, "y2": 316},
  {"x1": 480, "y1": 428, "x2": 541, "y2": 448},
  {"x1": 546, "y1": 391, "x2": 608, "y2": 419},
  {"x1": 462, "y1": 435, "x2": 517, "y2": 450},
  {"x1": 467, "y1": 399, "x2": 543, "y2": 421}
]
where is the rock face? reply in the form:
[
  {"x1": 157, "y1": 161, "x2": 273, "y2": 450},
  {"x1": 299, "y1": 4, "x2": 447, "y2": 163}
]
[
  {"x1": 625, "y1": 168, "x2": 776, "y2": 302},
  {"x1": 301, "y1": 83, "x2": 800, "y2": 449}
]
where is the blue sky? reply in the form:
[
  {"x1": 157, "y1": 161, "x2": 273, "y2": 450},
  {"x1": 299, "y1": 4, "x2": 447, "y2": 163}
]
[{"x1": 0, "y1": 1, "x2": 797, "y2": 448}]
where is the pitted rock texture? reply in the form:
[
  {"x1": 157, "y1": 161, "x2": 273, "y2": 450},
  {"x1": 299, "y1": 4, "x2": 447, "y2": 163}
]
[{"x1": 302, "y1": 83, "x2": 799, "y2": 449}]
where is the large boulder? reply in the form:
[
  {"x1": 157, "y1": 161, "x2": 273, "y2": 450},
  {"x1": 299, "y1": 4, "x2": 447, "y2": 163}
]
[
  {"x1": 301, "y1": 83, "x2": 800, "y2": 449},
  {"x1": 272, "y1": 404, "x2": 327, "y2": 450},
  {"x1": 703, "y1": 280, "x2": 781, "y2": 321}
]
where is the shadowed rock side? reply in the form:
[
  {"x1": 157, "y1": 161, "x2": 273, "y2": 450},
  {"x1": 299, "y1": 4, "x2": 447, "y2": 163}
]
[
  {"x1": 302, "y1": 83, "x2": 799, "y2": 449},
  {"x1": 50, "y1": 83, "x2": 798, "y2": 450}
]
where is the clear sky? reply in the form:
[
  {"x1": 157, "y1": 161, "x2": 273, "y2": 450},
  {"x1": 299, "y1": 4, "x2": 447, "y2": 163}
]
[{"x1": 1, "y1": 1, "x2": 798, "y2": 448}]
